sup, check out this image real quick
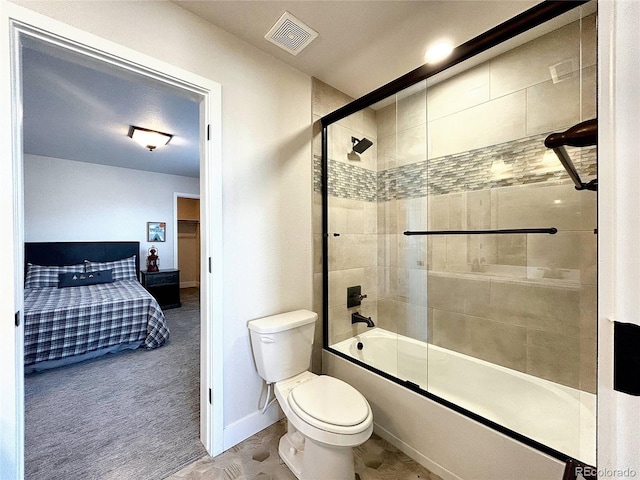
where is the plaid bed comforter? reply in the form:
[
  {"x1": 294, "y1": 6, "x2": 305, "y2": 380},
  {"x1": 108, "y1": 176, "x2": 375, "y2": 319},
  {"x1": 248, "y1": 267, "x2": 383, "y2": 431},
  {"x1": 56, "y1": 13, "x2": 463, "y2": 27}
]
[{"x1": 24, "y1": 280, "x2": 170, "y2": 366}]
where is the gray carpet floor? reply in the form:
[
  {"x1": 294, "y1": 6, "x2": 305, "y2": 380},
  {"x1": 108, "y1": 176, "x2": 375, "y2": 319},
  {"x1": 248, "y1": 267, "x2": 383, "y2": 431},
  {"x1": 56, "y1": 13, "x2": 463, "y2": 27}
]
[{"x1": 24, "y1": 288, "x2": 207, "y2": 480}]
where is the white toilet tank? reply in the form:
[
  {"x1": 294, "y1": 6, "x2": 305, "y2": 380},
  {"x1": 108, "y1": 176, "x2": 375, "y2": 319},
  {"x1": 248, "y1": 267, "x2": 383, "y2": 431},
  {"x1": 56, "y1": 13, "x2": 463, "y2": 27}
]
[{"x1": 248, "y1": 310, "x2": 317, "y2": 383}]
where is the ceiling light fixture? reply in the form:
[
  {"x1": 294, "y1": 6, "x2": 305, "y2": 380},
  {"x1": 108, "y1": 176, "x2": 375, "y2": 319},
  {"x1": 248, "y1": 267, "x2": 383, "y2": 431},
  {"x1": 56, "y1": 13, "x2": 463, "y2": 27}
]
[
  {"x1": 425, "y1": 41, "x2": 454, "y2": 64},
  {"x1": 128, "y1": 125, "x2": 173, "y2": 151}
]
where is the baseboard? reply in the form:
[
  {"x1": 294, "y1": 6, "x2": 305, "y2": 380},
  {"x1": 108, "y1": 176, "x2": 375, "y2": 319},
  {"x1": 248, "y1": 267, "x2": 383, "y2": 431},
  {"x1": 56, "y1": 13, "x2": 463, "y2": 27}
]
[
  {"x1": 223, "y1": 403, "x2": 283, "y2": 451},
  {"x1": 373, "y1": 423, "x2": 462, "y2": 480},
  {"x1": 180, "y1": 281, "x2": 199, "y2": 288}
]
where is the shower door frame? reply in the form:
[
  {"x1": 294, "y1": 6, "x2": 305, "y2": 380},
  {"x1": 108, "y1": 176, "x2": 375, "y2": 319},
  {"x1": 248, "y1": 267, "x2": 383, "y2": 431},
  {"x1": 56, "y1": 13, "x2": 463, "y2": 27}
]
[{"x1": 320, "y1": 0, "x2": 592, "y2": 465}]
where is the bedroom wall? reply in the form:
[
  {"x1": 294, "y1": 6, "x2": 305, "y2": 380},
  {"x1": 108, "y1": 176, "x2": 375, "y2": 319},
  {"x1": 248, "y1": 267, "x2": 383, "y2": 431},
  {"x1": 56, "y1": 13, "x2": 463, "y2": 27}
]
[
  {"x1": 11, "y1": 0, "x2": 313, "y2": 450},
  {"x1": 23, "y1": 154, "x2": 199, "y2": 271}
]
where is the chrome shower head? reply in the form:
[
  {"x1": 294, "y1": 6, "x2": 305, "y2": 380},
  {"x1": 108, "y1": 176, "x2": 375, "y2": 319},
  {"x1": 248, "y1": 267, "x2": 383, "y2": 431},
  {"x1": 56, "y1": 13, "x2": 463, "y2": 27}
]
[{"x1": 351, "y1": 136, "x2": 373, "y2": 154}]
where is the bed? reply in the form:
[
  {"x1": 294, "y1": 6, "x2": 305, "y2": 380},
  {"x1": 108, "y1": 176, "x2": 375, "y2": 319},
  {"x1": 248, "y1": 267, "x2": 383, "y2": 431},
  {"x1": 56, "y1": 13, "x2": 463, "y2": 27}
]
[{"x1": 24, "y1": 241, "x2": 170, "y2": 373}]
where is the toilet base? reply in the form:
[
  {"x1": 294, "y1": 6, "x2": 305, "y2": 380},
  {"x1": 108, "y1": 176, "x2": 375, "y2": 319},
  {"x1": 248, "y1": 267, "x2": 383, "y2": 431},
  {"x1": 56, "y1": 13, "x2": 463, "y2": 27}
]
[{"x1": 278, "y1": 428, "x2": 356, "y2": 480}]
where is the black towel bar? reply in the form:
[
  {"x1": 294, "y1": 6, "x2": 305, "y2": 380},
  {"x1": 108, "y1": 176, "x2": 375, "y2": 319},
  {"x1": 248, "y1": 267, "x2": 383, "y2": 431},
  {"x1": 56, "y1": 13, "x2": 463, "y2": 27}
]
[{"x1": 404, "y1": 228, "x2": 557, "y2": 236}]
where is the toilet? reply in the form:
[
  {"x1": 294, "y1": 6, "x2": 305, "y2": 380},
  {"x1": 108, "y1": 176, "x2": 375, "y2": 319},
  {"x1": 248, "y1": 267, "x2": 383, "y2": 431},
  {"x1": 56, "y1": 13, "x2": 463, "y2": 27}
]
[{"x1": 248, "y1": 309, "x2": 373, "y2": 480}]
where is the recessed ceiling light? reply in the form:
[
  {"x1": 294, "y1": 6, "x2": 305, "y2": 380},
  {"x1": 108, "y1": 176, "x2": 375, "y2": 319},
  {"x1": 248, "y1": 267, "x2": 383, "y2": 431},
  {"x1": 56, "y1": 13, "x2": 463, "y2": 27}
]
[{"x1": 425, "y1": 41, "x2": 454, "y2": 64}]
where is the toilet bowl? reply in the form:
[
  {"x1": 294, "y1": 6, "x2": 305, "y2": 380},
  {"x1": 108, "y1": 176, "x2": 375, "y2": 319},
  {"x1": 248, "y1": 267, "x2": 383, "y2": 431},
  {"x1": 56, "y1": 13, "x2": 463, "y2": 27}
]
[
  {"x1": 274, "y1": 372, "x2": 373, "y2": 479},
  {"x1": 248, "y1": 310, "x2": 373, "y2": 480}
]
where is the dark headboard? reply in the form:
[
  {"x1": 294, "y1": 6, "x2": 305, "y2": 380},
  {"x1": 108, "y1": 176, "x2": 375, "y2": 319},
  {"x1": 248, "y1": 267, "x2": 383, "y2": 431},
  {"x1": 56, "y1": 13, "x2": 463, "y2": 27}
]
[{"x1": 25, "y1": 241, "x2": 141, "y2": 279}]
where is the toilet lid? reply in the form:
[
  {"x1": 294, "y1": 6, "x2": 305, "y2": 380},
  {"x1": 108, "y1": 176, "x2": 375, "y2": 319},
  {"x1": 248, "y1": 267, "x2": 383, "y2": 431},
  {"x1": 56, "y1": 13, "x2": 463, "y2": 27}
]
[{"x1": 289, "y1": 376, "x2": 370, "y2": 427}]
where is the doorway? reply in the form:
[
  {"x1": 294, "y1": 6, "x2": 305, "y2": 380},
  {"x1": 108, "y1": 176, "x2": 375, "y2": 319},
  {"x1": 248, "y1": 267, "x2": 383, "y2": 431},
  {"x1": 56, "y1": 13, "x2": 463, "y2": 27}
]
[
  {"x1": 1, "y1": 9, "x2": 224, "y2": 478},
  {"x1": 176, "y1": 195, "x2": 201, "y2": 292}
]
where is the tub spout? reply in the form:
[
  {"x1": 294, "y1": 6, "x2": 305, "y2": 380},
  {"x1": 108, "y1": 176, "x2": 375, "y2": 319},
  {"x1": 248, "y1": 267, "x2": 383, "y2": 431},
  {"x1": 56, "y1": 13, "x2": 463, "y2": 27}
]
[{"x1": 352, "y1": 312, "x2": 375, "y2": 328}]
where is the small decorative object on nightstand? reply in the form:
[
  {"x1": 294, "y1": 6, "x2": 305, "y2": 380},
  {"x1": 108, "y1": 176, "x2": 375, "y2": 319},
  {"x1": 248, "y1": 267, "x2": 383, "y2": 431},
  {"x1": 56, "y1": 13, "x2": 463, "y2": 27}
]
[
  {"x1": 146, "y1": 245, "x2": 159, "y2": 272},
  {"x1": 141, "y1": 269, "x2": 181, "y2": 309}
]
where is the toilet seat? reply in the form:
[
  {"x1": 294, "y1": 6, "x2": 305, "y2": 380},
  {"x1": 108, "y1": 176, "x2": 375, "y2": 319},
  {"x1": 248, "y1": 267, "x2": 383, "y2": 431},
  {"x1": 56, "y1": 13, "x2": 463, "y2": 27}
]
[{"x1": 288, "y1": 375, "x2": 372, "y2": 435}]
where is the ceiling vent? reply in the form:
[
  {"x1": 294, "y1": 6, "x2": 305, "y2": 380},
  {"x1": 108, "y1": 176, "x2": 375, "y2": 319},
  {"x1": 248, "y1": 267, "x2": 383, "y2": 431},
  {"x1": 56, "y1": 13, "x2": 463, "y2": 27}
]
[{"x1": 264, "y1": 11, "x2": 318, "y2": 56}]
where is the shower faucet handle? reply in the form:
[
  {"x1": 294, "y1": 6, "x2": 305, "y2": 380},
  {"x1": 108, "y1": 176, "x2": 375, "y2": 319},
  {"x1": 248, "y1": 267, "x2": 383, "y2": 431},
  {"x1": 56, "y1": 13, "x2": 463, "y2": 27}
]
[{"x1": 347, "y1": 285, "x2": 366, "y2": 308}]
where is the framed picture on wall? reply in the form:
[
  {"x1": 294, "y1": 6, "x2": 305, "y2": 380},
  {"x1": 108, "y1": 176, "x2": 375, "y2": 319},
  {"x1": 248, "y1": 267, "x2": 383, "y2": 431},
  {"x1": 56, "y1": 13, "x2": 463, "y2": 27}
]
[{"x1": 147, "y1": 222, "x2": 166, "y2": 242}]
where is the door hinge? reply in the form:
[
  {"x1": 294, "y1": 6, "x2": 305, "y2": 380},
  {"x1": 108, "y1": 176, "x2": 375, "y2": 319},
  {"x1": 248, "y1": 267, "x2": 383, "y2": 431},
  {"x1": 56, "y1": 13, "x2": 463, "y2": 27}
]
[
  {"x1": 209, "y1": 257, "x2": 212, "y2": 273},
  {"x1": 15, "y1": 311, "x2": 20, "y2": 327},
  {"x1": 209, "y1": 388, "x2": 212, "y2": 404},
  {"x1": 207, "y1": 124, "x2": 210, "y2": 141}
]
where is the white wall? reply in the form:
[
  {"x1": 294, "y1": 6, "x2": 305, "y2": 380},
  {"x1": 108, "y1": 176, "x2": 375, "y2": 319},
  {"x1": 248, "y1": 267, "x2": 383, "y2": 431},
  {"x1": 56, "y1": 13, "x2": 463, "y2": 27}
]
[
  {"x1": 24, "y1": 154, "x2": 199, "y2": 270},
  {"x1": 10, "y1": 0, "x2": 314, "y2": 447},
  {"x1": 597, "y1": 0, "x2": 640, "y2": 476}
]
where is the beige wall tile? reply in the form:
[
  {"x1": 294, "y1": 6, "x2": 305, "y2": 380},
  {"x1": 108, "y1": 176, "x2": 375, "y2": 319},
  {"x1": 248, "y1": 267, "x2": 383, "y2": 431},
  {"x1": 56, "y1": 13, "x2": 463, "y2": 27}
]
[
  {"x1": 328, "y1": 123, "x2": 353, "y2": 163},
  {"x1": 428, "y1": 195, "x2": 450, "y2": 230},
  {"x1": 378, "y1": 233, "x2": 398, "y2": 268},
  {"x1": 469, "y1": 317, "x2": 527, "y2": 372},
  {"x1": 445, "y1": 235, "x2": 468, "y2": 270},
  {"x1": 378, "y1": 266, "x2": 399, "y2": 301},
  {"x1": 526, "y1": 329, "x2": 581, "y2": 389},
  {"x1": 428, "y1": 274, "x2": 491, "y2": 318},
  {"x1": 313, "y1": 233, "x2": 323, "y2": 274},
  {"x1": 526, "y1": 72, "x2": 582, "y2": 136},
  {"x1": 490, "y1": 20, "x2": 581, "y2": 99},
  {"x1": 527, "y1": 231, "x2": 580, "y2": 270},
  {"x1": 490, "y1": 280, "x2": 580, "y2": 334},
  {"x1": 312, "y1": 77, "x2": 352, "y2": 117},
  {"x1": 328, "y1": 268, "x2": 366, "y2": 309},
  {"x1": 363, "y1": 201, "x2": 378, "y2": 235},
  {"x1": 428, "y1": 91, "x2": 526, "y2": 159},
  {"x1": 496, "y1": 234, "x2": 527, "y2": 266},
  {"x1": 377, "y1": 132, "x2": 397, "y2": 170},
  {"x1": 378, "y1": 200, "x2": 398, "y2": 234},
  {"x1": 397, "y1": 124, "x2": 427, "y2": 166},
  {"x1": 466, "y1": 190, "x2": 492, "y2": 229},
  {"x1": 467, "y1": 235, "x2": 498, "y2": 267},
  {"x1": 580, "y1": 232, "x2": 597, "y2": 286},
  {"x1": 580, "y1": 14, "x2": 597, "y2": 69},
  {"x1": 494, "y1": 183, "x2": 584, "y2": 230},
  {"x1": 376, "y1": 298, "x2": 401, "y2": 333},
  {"x1": 312, "y1": 192, "x2": 322, "y2": 234},
  {"x1": 328, "y1": 306, "x2": 352, "y2": 345},
  {"x1": 363, "y1": 107, "x2": 377, "y2": 140},
  {"x1": 431, "y1": 309, "x2": 475, "y2": 358},
  {"x1": 398, "y1": 197, "x2": 428, "y2": 232},
  {"x1": 428, "y1": 237, "x2": 447, "y2": 271},
  {"x1": 581, "y1": 65, "x2": 597, "y2": 122},
  {"x1": 397, "y1": 268, "x2": 428, "y2": 307},
  {"x1": 403, "y1": 302, "x2": 428, "y2": 342},
  {"x1": 328, "y1": 203, "x2": 348, "y2": 234},
  {"x1": 340, "y1": 110, "x2": 364, "y2": 136},
  {"x1": 312, "y1": 116, "x2": 322, "y2": 158},
  {"x1": 311, "y1": 273, "x2": 324, "y2": 374},
  {"x1": 579, "y1": 285, "x2": 597, "y2": 338},
  {"x1": 580, "y1": 189, "x2": 597, "y2": 230},
  {"x1": 579, "y1": 333, "x2": 597, "y2": 394},
  {"x1": 376, "y1": 103, "x2": 396, "y2": 138},
  {"x1": 397, "y1": 87, "x2": 426, "y2": 132},
  {"x1": 398, "y1": 235, "x2": 427, "y2": 270},
  {"x1": 427, "y1": 63, "x2": 491, "y2": 121}
]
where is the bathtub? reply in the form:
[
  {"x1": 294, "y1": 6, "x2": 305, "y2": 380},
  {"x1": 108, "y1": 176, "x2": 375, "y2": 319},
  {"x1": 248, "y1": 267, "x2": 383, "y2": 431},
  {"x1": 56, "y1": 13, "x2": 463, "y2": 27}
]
[{"x1": 329, "y1": 328, "x2": 595, "y2": 478}]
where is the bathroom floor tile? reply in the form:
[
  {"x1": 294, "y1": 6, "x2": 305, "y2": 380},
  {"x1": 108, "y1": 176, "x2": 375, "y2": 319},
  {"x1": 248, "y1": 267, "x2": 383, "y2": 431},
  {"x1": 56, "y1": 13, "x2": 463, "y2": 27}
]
[{"x1": 167, "y1": 419, "x2": 442, "y2": 480}]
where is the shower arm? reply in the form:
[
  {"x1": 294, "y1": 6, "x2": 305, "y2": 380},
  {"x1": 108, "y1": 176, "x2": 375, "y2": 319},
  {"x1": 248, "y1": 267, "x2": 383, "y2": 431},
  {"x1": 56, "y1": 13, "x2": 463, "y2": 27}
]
[{"x1": 544, "y1": 119, "x2": 597, "y2": 192}]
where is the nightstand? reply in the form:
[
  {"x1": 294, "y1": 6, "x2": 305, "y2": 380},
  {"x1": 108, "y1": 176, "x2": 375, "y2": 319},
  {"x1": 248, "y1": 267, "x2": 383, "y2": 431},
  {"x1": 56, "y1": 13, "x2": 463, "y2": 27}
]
[{"x1": 141, "y1": 269, "x2": 181, "y2": 309}]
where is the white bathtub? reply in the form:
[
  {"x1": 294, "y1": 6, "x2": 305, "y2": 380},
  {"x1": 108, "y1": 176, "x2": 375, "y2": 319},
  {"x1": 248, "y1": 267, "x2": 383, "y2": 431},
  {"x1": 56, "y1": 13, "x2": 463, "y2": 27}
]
[{"x1": 331, "y1": 328, "x2": 595, "y2": 472}]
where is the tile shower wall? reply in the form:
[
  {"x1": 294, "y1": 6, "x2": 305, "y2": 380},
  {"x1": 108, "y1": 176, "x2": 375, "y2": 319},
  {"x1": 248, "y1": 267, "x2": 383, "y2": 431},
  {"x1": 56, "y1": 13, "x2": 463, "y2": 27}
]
[
  {"x1": 312, "y1": 79, "x2": 379, "y2": 371},
  {"x1": 315, "y1": 13, "x2": 597, "y2": 393}
]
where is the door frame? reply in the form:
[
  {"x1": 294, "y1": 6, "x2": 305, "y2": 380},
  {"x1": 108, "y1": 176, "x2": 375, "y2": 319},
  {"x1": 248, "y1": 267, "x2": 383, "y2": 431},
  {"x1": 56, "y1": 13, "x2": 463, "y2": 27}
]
[{"x1": 0, "y1": 3, "x2": 224, "y2": 478}]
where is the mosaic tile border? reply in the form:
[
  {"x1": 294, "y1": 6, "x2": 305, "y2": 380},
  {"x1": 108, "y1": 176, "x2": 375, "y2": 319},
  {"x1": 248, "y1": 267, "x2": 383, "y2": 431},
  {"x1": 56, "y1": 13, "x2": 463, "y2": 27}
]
[{"x1": 315, "y1": 132, "x2": 597, "y2": 202}]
